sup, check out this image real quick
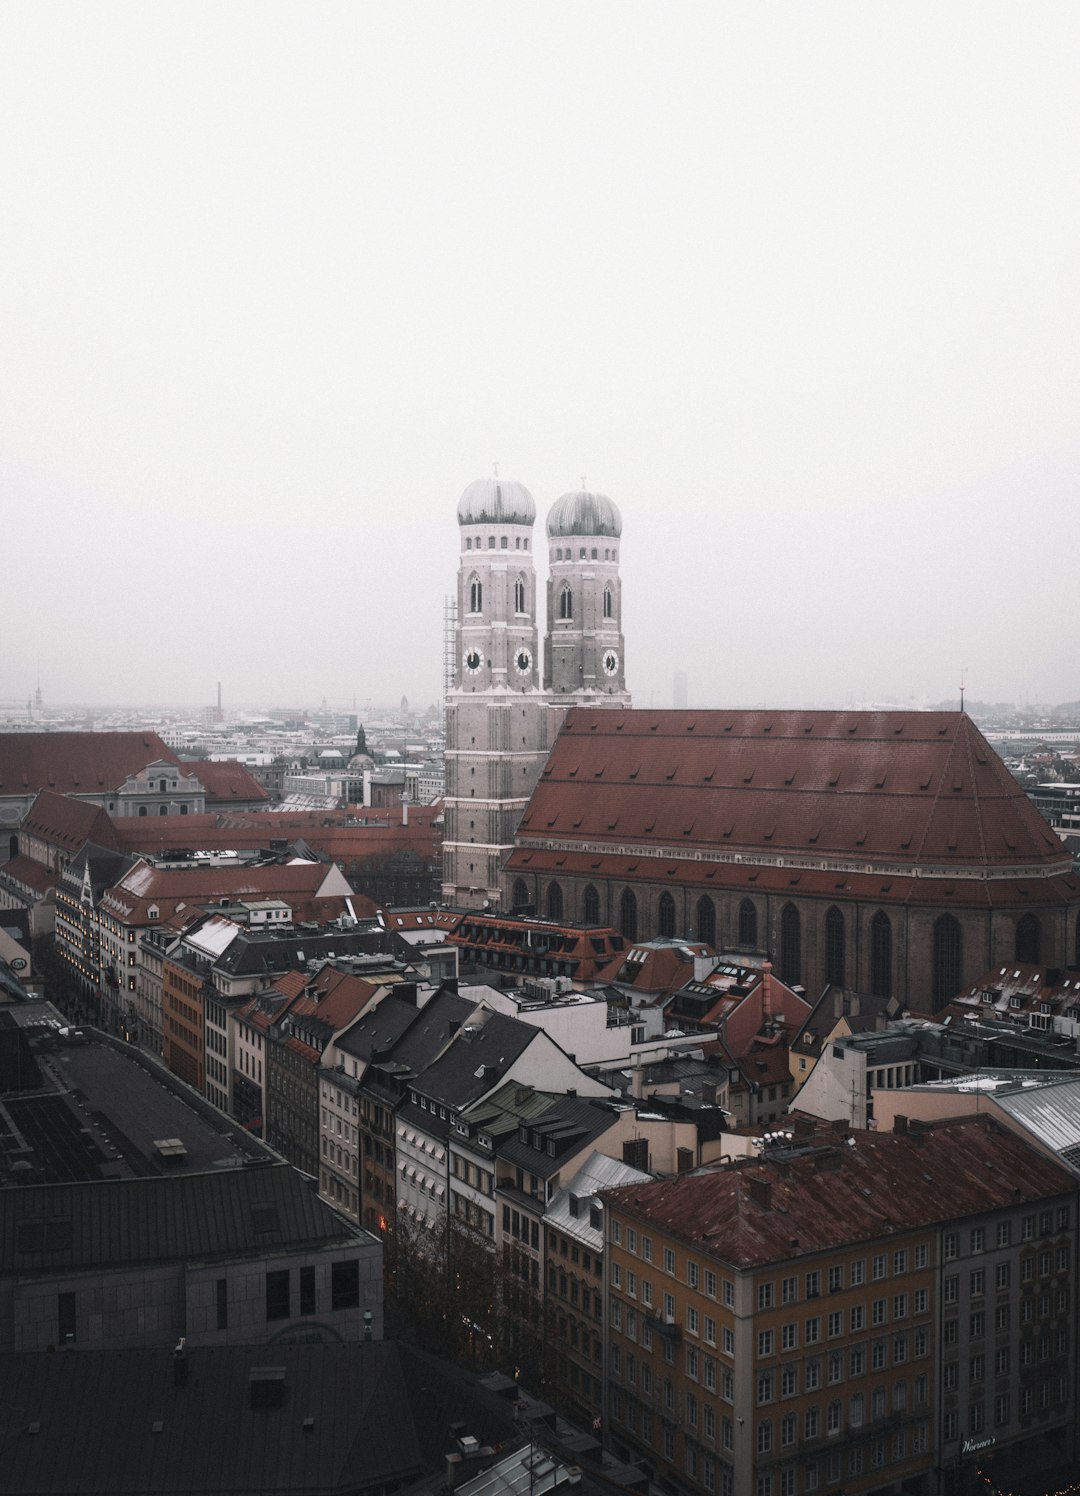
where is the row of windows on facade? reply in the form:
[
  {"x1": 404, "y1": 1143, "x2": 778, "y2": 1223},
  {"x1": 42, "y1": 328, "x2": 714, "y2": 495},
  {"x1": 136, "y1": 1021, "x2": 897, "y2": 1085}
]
[
  {"x1": 553, "y1": 546, "x2": 618, "y2": 562},
  {"x1": 515, "y1": 880, "x2": 1052, "y2": 1004},
  {"x1": 465, "y1": 534, "x2": 530, "y2": 551},
  {"x1": 467, "y1": 577, "x2": 614, "y2": 619}
]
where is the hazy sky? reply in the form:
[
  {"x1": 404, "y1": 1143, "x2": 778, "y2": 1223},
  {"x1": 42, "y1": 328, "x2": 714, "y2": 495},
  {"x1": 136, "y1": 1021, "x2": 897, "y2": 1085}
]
[{"x1": 3, "y1": 2, "x2": 1078, "y2": 714}]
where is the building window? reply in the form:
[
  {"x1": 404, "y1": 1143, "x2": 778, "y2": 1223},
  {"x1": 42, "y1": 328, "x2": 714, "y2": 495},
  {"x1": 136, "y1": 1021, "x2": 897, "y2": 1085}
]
[
  {"x1": 266, "y1": 1270, "x2": 291, "y2": 1321},
  {"x1": 870, "y1": 911, "x2": 892, "y2": 997},
  {"x1": 695, "y1": 895, "x2": 716, "y2": 947},
  {"x1": 58, "y1": 1291, "x2": 76, "y2": 1343},
  {"x1": 547, "y1": 882, "x2": 564, "y2": 921},
  {"x1": 738, "y1": 899, "x2": 757, "y2": 947},
  {"x1": 932, "y1": 914, "x2": 963, "y2": 1006},
  {"x1": 331, "y1": 1259, "x2": 360, "y2": 1310},
  {"x1": 559, "y1": 586, "x2": 573, "y2": 620},
  {"x1": 780, "y1": 904, "x2": 801, "y2": 986},
  {"x1": 620, "y1": 889, "x2": 637, "y2": 941},
  {"x1": 1015, "y1": 913, "x2": 1041, "y2": 965},
  {"x1": 215, "y1": 1277, "x2": 228, "y2": 1330},
  {"x1": 299, "y1": 1265, "x2": 316, "y2": 1315},
  {"x1": 658, "y1": 892, "x2": 676, "y2": 939},
  {"x1": 825, "y1": 907, "x2": 845, "y2": 986},
  {"x1": 603, "y1": 586, "x2": 613, "y2": 618},
  {"x1": 512, "y1": 878, "x2": 530, "y2": 911},
  {"x1": 583, "y1": 884, "x2": 600, "y2": 924},
  {"x1": 469, "y1": 576, "x2": 483, "y2": 613}
]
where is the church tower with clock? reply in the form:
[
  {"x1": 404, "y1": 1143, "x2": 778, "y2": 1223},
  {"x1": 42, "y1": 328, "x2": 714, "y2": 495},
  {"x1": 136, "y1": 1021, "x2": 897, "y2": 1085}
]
[
  {"x1": 442, "y1": 477, "x2": 552, "y2": 909},
  {"x1": 544, "y1": 489, "x2": 630, "y2": 719}
]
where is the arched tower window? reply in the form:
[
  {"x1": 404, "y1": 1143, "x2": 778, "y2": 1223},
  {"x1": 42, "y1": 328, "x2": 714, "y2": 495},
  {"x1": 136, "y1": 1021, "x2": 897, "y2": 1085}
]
[
  {"x1": 546, "y1": 881, "x2": 564, "y2": 922},
  {"x1": 658, "y1": 892, "x2": 676, "y2": 939},
  {"x1": 583, "y1": 884, "x2": 600, "y2": 924},
  {"x1": 932, "y1": 915, "x2": 963, "y2": 1008},
  {"x1": 696, "y1": 895, "x2": 716, "y2": 948},
  {"x1": 603, "y1": 586, "x2": 613, "y2": 619},
  {"x1": 514, "y1": 577, "x2": 526, "y2": 614},
  {"x1": 738, "y1": 898, "x2": 758, "y2": 947},
  {"x1": 559, "y1": 586, "x2": 573, "y2": 620},
  {"x1": 511, "y1": 879, "x2": 530, "y2": 912},
  {"x1": 1015, "y1": 913, "x2": 1041, "y2": 965},
  {"x1": 825, "y1": 906, "x2": 845, "y2": 987},
  {"x1": 469, "y1": 576, "x2": 482, "y2": 614},
  {"x1": 870, "y1": 911, "x2": 892, "y2": 998},
  {"x1": 620, "y1": 888, "x2": 638, "y2": 942},
  {"x1": 780, "y1": 904, "x2": 801, "y2": 986}
]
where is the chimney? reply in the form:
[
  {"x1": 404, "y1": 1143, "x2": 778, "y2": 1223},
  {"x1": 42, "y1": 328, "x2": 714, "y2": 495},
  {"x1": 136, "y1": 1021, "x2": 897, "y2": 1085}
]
[
  {"x1": 749, "y1": 1176, "x2": 772, "y2": 1209},
  {"x1": 893, "y1": 1114, "x2": 909, "y2": 1135},
  {"x1": 761, "y1": 959, "x2": 773, "y2": 1019}
]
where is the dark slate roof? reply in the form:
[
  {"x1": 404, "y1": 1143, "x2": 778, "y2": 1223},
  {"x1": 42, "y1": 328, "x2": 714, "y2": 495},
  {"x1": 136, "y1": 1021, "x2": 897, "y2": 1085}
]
[
  {"x1": 61, "y1": 840, "x2": 138, "y2": 897},
  {"x1": 337, "y1": 994, "x2": 421, "y2": 1063},
  {"x1": 495, "y1": 1094, "x2": 621, "y2": 1178},
  {"x1": 415, "y1": 1008, "x2": 537, "y2": 1109},
  {"x1": 379, "y1": 987, "x2": 475, "y2": 1074},
  {"x1": 214, "y1": 923, "x2": 400, "y2": 978},
  {"x1": 0, "y1": 1340, "x2": 523, "y2": 1495},
  {"x1": 1, "y1": 1163, "x2": 368, "y2": 1276}
]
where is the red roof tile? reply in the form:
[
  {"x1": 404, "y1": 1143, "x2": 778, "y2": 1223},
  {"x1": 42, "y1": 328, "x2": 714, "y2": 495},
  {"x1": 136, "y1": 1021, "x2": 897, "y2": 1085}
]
[
  {"x1": 0, "y1": 732, "x2": 180, "y2": 795},
  {"x1": 186, "y1": 761, "x2": 269, "y2": 804},
  {"x1": 20, "y1": 790, "x2": 121, "y2": 855},
  {"x1": 603, "y1": 1115, "x2": 1074, "y2": 1267},
  {"x1": 517, "y1": 710, "x2": 1069, "y2": 878}
]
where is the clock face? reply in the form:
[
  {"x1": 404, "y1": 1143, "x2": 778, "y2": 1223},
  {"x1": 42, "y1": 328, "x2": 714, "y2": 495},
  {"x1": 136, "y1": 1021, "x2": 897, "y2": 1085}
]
[
  {"x1": 602, "y1": 649, "x2": 619, "y2": 677},
  {"x1": 464, "y1": 649, "x2": 483, "y2": 674},
  {"x1": 515, "y1": 648, "x2": 532, "y2": 674}
]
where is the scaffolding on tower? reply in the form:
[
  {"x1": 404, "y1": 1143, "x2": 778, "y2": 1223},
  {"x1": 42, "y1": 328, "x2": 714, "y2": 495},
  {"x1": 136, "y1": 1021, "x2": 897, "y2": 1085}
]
[{"x1": 442, "y1": 594, "x2": 457, "y2": 708}]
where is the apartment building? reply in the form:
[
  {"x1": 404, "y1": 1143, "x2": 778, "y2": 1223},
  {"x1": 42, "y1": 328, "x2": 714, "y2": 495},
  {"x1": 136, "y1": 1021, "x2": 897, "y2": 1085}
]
[{"x1": 601, "y1": 1116, "x2": 1078, "y2": 1496}]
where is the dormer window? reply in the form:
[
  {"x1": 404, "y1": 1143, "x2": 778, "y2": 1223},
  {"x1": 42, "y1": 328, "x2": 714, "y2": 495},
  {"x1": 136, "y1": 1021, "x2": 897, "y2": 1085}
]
[{"x1": 147, "y1": 905, "x2": 159, "y2": 921}]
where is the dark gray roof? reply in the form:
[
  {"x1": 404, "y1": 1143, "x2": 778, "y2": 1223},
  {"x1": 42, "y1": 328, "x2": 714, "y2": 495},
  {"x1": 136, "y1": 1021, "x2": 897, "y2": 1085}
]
[
  {"x1": 415, "y1": 1009, "x2": 536, "y2": 1110},
  {"x1": 337, "y1": 994, "x2": 421, "y2": 1063},
  {"x1": 61, "y1": 841, "x2": 137, "y2": 896},
  {"x1": 495, "y1": 1094, "x2": 620, "y2": 1178},
  {"x1": 0, "y1": 1340, "x2": 523, "y2": 1495},
  {"x1": 1, "y1": 1162, "x2": 368, "y2": 1276},
  {"x1": 214, "y1": 924, "x2": 400, "y2": 979},
  {"x1": 380, "y1": 987, "x2": 475, "y2": 1073}
]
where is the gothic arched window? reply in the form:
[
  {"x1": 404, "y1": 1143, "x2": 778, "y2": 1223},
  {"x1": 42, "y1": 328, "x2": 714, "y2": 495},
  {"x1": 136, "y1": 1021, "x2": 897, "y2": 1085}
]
[
  {"x1": 559, "y1": 586, "x2": 573, "y2": 620},
  {"x1": 1015, "y1": 912, "x2": 1041, "y2": 965},
  {"x1": 620, "y1": 888, "x2": 638, "y2": 942},
  {"x1": 870, "y1": 911, "x2": 892, "y2": 998},
  {"x1": 696, "y1": 895, "x2": 716, "y2": 948},
  {"x1": 603, "y1": 586, "x2": 613, "y2": 619},
  {"x1": 511, "y1": 879, "x2": 530, "y2": 911},
  {"x1": 514, "y1": 578, "x2": 526, "y2": 614},
  {"x1": 738, "y1": 898, "x2": 758, "y2": 947},
  {"x1": 825, "y1": 906, "x2": 845, "y2": 987},
  {"x1": 469, "y1": 576, "x2": 482, "y2": 614},
  {"x1": 780, "y1": 904, "x2": 801, "y2": 986},
  {"x1": 583, "y1": 884, "x2": 600, "y2": 924},
  {"x1": 546, "y1": 881, "x2": 564, "y2": 922},
  {"x1": 932, "y1": 914, "x2": 963, "y2": 1007},
  {"x1": 658, "y1": 892, "x2": 676, "y2": 939}
]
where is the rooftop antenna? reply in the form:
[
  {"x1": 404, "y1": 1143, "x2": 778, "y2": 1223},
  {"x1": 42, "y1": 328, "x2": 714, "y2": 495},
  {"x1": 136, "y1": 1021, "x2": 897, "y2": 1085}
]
[{"x1": 959, "y1": 664, "x2": 967, "y2": 714}]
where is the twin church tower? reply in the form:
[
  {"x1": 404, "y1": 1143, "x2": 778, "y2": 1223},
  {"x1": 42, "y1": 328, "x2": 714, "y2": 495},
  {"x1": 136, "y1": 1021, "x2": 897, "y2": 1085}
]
[{"x1": 442, "y1": 476, "x2": 630, "y2": 908}]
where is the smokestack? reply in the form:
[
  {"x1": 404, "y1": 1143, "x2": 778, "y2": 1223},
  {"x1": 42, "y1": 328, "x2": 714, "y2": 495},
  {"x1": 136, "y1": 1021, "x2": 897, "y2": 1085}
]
[{"x1": 217, "y1": 681, "x2": 222, "y2": 710}]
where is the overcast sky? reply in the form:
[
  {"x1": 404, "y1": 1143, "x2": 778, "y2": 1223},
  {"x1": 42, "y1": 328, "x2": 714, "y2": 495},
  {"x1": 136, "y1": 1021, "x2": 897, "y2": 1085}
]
[{"x1": 3, "y1": 2, "x2": 1077, "y2": 715}]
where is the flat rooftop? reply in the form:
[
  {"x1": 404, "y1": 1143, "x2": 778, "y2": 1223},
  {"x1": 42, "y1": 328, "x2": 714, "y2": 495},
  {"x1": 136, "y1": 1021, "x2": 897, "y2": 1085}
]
[{"x1": 0, "y1": 1004, "x2": 275, "y2": 1188}]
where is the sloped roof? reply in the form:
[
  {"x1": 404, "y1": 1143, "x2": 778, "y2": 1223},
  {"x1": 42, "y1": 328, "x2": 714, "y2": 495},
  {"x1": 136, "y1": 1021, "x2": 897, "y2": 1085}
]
[
  {"x1": 187, "y1": 760, "x2": 270, "y2": 804},
  {"x1": 0, "y1": 1162, "x2": 365, "y2": 1276},
  {"x1": 0, "y1": 732, "x2": 180, "y2": 797},
  {"x1": 0, "y1": 1341, "x2": 521, "y2": 1496},
  {"x1": 602, "y1": 1114, "x2": 1073, "y2": 1267},
  {"x1": 100, "y1": 859, "x2": 354, "y2": 925},
  {"x1": 19, "y1": 790, "x2": 121, "y2": 854},
  {"x1": 109, "y1": 807, "x2": 442, "y2": 865},
  {"x1": 516, "y1": 710, "x2": 1071, "y2": 882}
]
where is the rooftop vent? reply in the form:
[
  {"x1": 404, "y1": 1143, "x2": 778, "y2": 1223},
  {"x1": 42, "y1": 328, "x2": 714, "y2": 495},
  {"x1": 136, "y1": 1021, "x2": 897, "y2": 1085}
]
[{"x1": 249, "y1": 1367, "x2": 287, "y2": 1408}]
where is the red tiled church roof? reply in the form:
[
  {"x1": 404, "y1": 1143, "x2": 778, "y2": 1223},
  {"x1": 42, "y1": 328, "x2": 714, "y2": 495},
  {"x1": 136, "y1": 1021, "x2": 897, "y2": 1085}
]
[{"x1": 514, "y1": 710, "x2": 1070, "y2": 882}]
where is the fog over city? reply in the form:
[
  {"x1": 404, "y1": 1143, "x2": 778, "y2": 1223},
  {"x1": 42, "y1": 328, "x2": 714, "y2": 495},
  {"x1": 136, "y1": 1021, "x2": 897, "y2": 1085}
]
[{"x1": 3, "y1": 2, "x2": 1077, "y2": 713}]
